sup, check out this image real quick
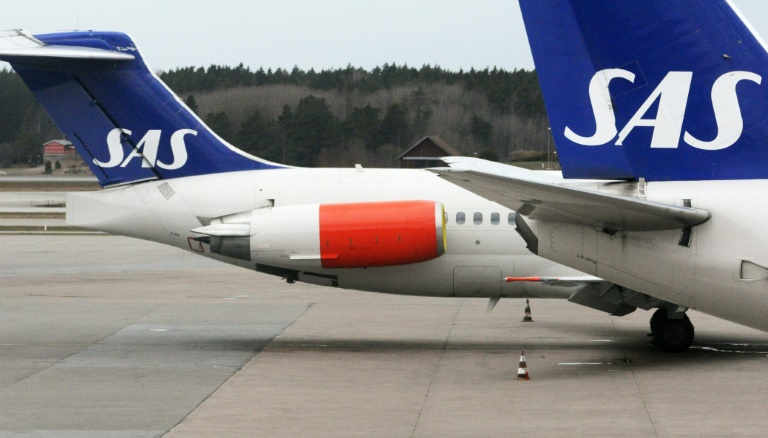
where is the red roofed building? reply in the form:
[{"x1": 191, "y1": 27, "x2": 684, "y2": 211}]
[{"x1": 43, "y1": 139, "x2": 76, "y2": 160}]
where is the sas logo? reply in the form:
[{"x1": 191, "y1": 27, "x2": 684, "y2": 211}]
[
  {"x1": 565, "y1": 69, "x2": 761, "y2": 150},
  {"x1": 95, "y1": 128, "x2": 197, "y2": 169}
]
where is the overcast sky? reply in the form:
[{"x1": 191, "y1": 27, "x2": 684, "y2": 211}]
[{"x1": 0, "y1": 1, "x2": 767, "y2": 72}]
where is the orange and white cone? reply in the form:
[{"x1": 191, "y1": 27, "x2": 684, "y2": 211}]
[
  {"x1": 516, "y1": 350, "x2": 530, "y2": 380},
  {"x1": 522, "y1": 299, "x2": 534, "y2": 322}
]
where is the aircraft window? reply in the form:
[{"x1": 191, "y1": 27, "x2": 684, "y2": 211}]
[
  {"x1": 456, "y1": 212, "x2": 465, "y2": 224},
  {"x1": 473, "y1": 212, "x2": 483, "y2": 225},
  {"x1": 444, "y1": 211, "x2": 449, "y2": 224},
  {"x1": 491, "y1": 212, "x2": 500, "y2": 225},
  {"x1": 508, "y1": 212, "x2": 516, "y2": 224}
]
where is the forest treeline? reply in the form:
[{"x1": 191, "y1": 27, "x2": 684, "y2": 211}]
[
  {"x1": 0, "y1": 71, "x2": 60, "y2": 166},
  {"x1": 0, "y1": 64, "x2": 551, "y2": 167}
]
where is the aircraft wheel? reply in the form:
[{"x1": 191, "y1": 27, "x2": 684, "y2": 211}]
[
  {"x1": 649, "y1": 307, "x2": 666, "y2": 336},
  {"x1": 651, "y1": 310, "x2": 694, "y2": 352}
]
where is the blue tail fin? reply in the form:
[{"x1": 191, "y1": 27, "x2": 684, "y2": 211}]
[
  {"x1": 519, "y1": 0, "x2": 768, "y2": 181},
  {"x1": 0, "y1": 31, "x2": 282, "y2": 187}
]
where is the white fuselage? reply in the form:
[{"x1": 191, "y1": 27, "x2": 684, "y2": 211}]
[
  {"x1": 528, "y1": 179, "x2": 768, "y2": 331},
  {"x1": 67, "y1": 167, "x2": 583, "y2": 299}
]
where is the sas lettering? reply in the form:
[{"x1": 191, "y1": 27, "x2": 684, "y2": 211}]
[
  {"x1": 94, "y1": 128, "x2": 197, "y2": 169},
  {"x1": 565, "y1": 69, "x2": 761, "y2": 150}
]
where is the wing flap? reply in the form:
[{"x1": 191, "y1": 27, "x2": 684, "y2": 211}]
[
  {"x1": 503, "y1": 276, "x2": 603, "y2": 287},
  {"x1": 430, "y1": 157, "x2": 710, "y2": 231}
]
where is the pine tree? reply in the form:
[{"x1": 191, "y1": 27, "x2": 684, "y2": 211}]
[
  {"x1": 204, "y1": 111, "x2": 232, "y2": 142},
  {"x1": 470, "y1": 114, "x2": 493, "y2": 144},
  {"x1": 343, "y1": 105, "x2": 381, "y2": 149},
  {"x1": 184, "y1": 95, "x2": 198, "y2": 113},
  {"x1": 378, "y1": 104, "x2": 411, "y2": 148},
  {"x1": 287, "y1": 96, "x2": 339, "y2": 166},
  {"x1": 235, "y1": 108, "x2": 280, "y2": 161}
]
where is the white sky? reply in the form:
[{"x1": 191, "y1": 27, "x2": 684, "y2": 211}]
[{"x1": 0, "y1": 0, "x2": 766, "y2": 72}]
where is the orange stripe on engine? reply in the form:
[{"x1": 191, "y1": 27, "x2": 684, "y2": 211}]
[{"x1": 319, "y1": 201, "x2": 440, "y2": 269}]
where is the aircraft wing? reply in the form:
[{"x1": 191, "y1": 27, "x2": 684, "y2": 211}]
[
  {"x1": 429, "y1": 157, "x2": 710, "y2": 231},
  {"x1": 500, "y1": 274, "x2": 661, "y2": 316},
  {"x1": 503, "y1": 275, "x2": 603, "y2": 287}
]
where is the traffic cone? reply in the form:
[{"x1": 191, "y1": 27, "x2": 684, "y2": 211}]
[
  {"x1": 522, "y1": 299, "x2": 534, "y2": 322},
  {"x1": 516, "y1": 350, "x2": 530, "y2": 380}
]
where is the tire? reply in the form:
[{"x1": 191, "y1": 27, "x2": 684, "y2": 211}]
[
  {"x1": 654, "y1": 315, "x2": 694, "y2": 352},
  {"x1": 649, "y1": 308, "x2": 667, "y2": 335}
]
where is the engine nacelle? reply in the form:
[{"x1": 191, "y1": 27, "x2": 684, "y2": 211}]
[{"x1": 197, "y1": 201, "x2": 446, "y2": 269}]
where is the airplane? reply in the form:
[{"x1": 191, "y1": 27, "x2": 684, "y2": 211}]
[
  {"x1": 430, "y1": 0, "x2": 768, "y2": 352},
  {"x1": 0, "y1": 29, "x2": 668, "y2": 326}
]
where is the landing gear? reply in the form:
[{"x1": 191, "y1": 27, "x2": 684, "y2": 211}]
[{"x1": 649, "y1": 308, "x2": 695, "y2": 352}]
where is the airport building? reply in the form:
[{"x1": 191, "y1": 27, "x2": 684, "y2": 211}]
[{"x1": 397, "y1": 135, "x2": 461, "y2": 169}]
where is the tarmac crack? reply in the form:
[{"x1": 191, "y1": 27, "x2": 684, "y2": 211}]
[
  {"x1": 0, "y1": 308, "x2": 155, "y2": 395},
  {"x1": 610, "y1": 318, "x2": 659, "y2": 436},
  {"x1": 162, "y1": 303, "x2": 313, "y2": 436},
  {"x1": 410, "y1": 299, "x2": 461, "y2": 437}
]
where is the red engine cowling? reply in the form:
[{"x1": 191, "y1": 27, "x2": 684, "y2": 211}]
[
  {"x1": 203, "y1": 200, "x2": 447, "y2": 269},
  {"x1": 318, "y1": 200, "x2": 446, "y2": 268}
]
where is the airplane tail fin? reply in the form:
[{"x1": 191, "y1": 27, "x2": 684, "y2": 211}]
[
  {"x1": 519, "y1": 0, "x2": 768, "y2": 181},
  {"x1": 0, "y1": 30, "x2": 282, "y2": 187}
]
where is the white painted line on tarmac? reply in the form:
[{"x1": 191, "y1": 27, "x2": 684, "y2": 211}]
[{"x1": 557, "y1": 362, "x2": 606, "y2": 365}]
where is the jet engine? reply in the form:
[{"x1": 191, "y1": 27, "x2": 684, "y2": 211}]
[{"x1": 193, "y1": 200, "x2": 447, "y2": 269}]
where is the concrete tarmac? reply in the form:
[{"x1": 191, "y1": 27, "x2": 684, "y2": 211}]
[
  {"x1": 3, "y1": 235, "x2": 768, "y2": 437},
  {"x1": 0, "y1": 192, "x2": 66, "y2": 208}
]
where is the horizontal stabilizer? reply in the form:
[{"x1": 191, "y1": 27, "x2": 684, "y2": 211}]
[
  {"x1": 0, "y1": 30, "x2": 134, "y2": 62},
  {"x1": 430, "y1": 157, "x2": 710, "y2": 231},
  {"x1": 0, "y1": 30, "x2": 282, "y2": 187}
]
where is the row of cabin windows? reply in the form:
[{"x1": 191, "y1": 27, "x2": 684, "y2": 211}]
[{"x1": 452, "y1": 211, "x2": 516, "y2": 225}]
